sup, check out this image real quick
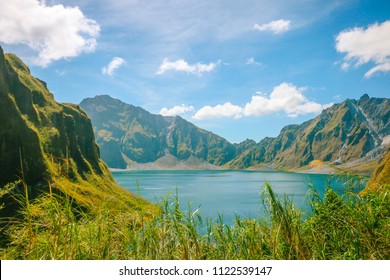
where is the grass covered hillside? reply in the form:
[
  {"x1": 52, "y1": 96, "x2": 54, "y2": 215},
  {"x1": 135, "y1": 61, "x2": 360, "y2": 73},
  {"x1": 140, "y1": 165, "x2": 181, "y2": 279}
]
[
  {"x1": 0, "y1": 47, "x2": 158, "y2": 219},
  {"x1": 363, "y1": 148, "x2": 390, "y2": 193}
]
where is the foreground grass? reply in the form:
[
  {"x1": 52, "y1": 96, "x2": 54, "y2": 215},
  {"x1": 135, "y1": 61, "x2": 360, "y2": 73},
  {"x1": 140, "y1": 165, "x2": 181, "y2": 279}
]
[{"x1": 0, "y1": 181, "x2": 389, "y2": 260}]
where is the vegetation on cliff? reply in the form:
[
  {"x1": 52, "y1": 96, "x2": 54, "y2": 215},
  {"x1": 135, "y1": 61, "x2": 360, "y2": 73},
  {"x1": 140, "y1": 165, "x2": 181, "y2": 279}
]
[
  {"x1": 363, "y1": 148, "x2": 390, "y2": 193},
  {"x1": 0, "y1": 47, "x2": 158, "y2": 218}
]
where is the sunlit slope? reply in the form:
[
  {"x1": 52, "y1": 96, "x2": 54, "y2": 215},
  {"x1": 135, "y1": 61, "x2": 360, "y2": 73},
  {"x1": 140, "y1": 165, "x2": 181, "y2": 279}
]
[
  {"x1": 228, "y1": 95, "x2": 389, "y2": 172},
  {"x1": 363, "y1": 147, "x2": 390, "y2": 192},
  {"x1": 0, "y1": 46, "x2": 157, "y2": 216}
]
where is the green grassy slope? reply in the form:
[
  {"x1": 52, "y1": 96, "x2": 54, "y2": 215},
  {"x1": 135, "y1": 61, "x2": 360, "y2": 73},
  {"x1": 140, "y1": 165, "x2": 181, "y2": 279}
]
[
  {"x1": 363, "y1": 147, "x2": 390, "y2": 193},
  {"x1": 0, "y1": 46, "x2": 158, "y2": 217}
]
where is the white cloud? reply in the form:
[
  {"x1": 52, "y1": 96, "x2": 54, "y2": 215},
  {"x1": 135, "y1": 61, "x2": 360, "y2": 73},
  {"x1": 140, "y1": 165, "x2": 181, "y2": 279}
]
[
  {"x1": 157, "y1": 58, "x2": 220, "y2": 75},
  {"x1": 244, "y1": 83, "x2": 331, "y2": 117},
  {"x1": 160, "y1": 104, "x2": 195, "y2": 116},
  {"x1": 0, "y1": 0, "x2": 100, "y2": 67},
  {"x1": 102, "y1": 57, "x2": 126, "y2": 76},
  {"x1": 193, "y1": 102, "x2": 243, "y2": 120},
  {"x1": 335, "y1": 20, "x2": 390, "y2": 78},
  {"x1": 246, "y1": 57, "x2": 262, "y2": 66},
  {"x1": 364, "y1": 62, "x2": 390, "y2": 78},
  {"x1": 192, "y1": 83, "x2": 331, "y2": 120},
  {"x1": 254, "y1": 19, "x2": 291, "y2": 34},
  {"x1": 341, "y1": 62, "x2": 350, "y2": 71}
]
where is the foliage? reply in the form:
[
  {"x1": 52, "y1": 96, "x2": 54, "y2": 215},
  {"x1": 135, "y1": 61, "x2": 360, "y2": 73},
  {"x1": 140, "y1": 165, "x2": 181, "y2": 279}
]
[
  {"x1": 364, "y1": 149, "x2": 390, "y2": 192},
  {"x1": 1, "y1": 181, "x2": 388, "y2": 260}
]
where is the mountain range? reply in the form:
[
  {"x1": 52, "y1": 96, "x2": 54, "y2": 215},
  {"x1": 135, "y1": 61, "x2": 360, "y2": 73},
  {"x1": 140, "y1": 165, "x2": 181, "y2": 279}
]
[
  {"x1": 228, "y1": 94, "x2": 389, "y2": 172},
  {"x1": 80, "y1": 94, "x2": 389, "y2": 175},
  {"x1": 80, "y1": 96, "x2": 236, "y2": 169}
]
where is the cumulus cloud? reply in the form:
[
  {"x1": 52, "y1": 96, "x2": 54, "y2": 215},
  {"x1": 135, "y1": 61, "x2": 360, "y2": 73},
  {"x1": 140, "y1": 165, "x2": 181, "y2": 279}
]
[
  {"x1": 335, "y1": 20, "x2": 390, "y2": 78},
  {"x1": 160, "y1": 104, "x2": 195, "y2": 116},
  {"x1": 244, "y1": 83, "x2": 331, "y2": 117},
  {"x1": 193, "y1": 102, "x2": 243, "y2": 120},
  {"x1": 0, "y1": 0, "x2": 100, "y2": 67},
  {"x1": 254, "y1": 19, "x2": 291, "y2": 34},
  {"x1": 192, "y1": 83, "x2": 331, "y2": 120},
  {"x1": 157, "y1": 58, "x2": 220, "y2": 75},
  {"x1": 102, "y1": 57, "x2": 126, "y2": 76}
]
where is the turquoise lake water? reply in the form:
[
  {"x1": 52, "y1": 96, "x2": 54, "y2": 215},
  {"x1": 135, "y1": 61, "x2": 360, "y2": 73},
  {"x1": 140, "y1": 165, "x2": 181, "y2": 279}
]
[{"x1": 112, "y1": 170, "x2": 360, "y2": 224}]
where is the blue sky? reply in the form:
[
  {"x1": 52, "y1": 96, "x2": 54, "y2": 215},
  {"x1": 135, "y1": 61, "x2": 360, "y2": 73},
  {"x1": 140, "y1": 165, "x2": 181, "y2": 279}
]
[{"x1": 1, "y1": 0, "x2": 389, "y2": 143}]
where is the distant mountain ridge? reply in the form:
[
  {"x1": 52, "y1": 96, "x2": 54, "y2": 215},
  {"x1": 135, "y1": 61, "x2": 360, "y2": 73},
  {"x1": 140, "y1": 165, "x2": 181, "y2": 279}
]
[
  {"x1": 80, "y1": 94, "x2": 389, "y2": 174},
  {"x1": 80, "y1": 95, "x2": 236, "y2": 169},
  {"x1": 228, "y1": 94, "x2": 390, "y2": 171}
]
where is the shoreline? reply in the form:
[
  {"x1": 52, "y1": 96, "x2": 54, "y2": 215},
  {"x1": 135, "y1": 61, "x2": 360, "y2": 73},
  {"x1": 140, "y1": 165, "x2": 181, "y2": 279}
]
[
  {"x1": 109, "y1": 160, "x2": 373, "y2": 177},
  {"x1": 107, "y1": 149, "x2": 385, "y2": 177},
  {"x1": 109, "y1": 165, "x2": 338, "y2": 175}
]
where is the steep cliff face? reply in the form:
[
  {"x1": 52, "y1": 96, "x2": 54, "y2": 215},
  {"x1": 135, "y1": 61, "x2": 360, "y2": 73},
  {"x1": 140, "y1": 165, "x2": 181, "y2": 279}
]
[
  {"x1": 0, "y1": 48, "x2": 105, "y2": 186},
  {"x1": 0, "y1": 49, "x2": 48, "y2": 186},
  {"x1": 80, "y1": 95, "x2": 236, "y2": 168},
  {"x1": 228, "y1": 95, "x2": 389, "y2": 170},
  {"x1": 0, "y1": 47, "x2": 156, "y2": 215}
]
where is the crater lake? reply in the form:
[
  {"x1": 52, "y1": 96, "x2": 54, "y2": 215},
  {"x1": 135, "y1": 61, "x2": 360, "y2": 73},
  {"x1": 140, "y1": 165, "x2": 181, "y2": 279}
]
[{"x1": 112, "y1": 170, "x2": 364, "y2": 225}]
